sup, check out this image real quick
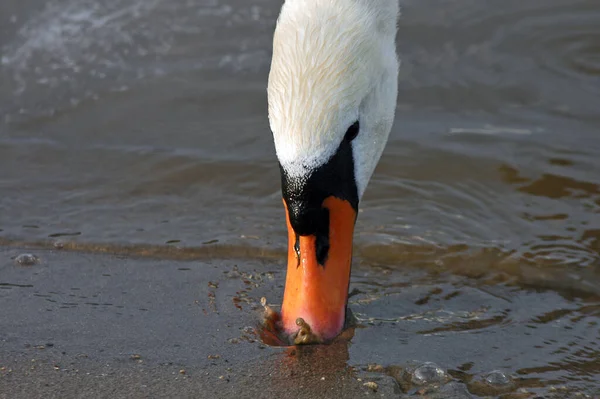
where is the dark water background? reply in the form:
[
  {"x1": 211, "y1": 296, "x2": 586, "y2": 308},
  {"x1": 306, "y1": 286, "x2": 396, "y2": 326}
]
[{"x1": 1, "y1": 0, "x2": 599, "y2": 397}]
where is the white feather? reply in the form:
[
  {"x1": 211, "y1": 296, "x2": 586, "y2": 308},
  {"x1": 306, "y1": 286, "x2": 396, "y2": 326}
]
[{"x1": 268, "y1": 0, "x2": 399, "y2": 198}]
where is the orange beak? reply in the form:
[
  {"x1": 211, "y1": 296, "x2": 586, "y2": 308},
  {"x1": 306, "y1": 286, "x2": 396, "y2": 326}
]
[{"x1": 281, "y1": 196, "x2": 356, "y2": 343}]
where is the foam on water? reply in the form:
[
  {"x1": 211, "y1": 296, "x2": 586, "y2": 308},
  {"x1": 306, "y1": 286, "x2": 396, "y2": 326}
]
[{"x1": 0, "y1": 0, "x2": 274, "y2": 121}]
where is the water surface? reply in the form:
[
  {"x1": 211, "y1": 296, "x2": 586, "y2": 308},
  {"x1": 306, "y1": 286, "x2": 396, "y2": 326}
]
[{"x1": 1, "y1": 0, "x2": 599, "y2": 397}]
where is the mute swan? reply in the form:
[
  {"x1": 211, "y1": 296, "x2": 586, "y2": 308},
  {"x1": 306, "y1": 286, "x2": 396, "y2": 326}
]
[{"x1": 267, "y1": 0, "x2": 399, "y2": 343}]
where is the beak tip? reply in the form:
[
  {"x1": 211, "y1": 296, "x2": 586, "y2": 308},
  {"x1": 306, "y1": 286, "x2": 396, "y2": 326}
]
[{"x1": 282, "y1": 309, "x2": 346, "y2": 344}]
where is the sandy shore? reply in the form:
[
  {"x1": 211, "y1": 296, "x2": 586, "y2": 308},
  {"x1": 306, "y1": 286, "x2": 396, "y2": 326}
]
[{"x1": 0, "y1": 246, "x2": 381, "y2": 399}]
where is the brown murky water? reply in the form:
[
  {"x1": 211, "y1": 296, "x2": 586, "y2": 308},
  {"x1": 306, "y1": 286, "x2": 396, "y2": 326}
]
[{"x1": 1, "y1": 0, "x2": 599, "y2": 397}]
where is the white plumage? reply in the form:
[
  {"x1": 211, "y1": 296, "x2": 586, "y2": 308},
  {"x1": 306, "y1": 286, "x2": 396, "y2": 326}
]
[{"x1": 268, "y1": 0, "x2": 399, "y2": 197}]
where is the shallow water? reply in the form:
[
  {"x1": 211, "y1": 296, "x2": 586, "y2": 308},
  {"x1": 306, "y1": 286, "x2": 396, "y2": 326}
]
[{"x1": 1, "y1": 0, "x2": 599, "y2": 397}]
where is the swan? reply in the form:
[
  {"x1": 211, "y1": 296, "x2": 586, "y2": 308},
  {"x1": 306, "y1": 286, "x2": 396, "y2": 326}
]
[{"x1": 267, "y1": 0, "x2": 399, "y2": 343}]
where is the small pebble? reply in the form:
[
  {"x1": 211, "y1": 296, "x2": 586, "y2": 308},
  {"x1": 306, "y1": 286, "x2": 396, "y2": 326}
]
[
  {"x1": 14, "y1": 253, "x2": 39, "y2": 266},
  {"x1": 179, "y1": 369, "x2": 186, "y2": 375},
  {"x1": 367, "y1": 363, "x2": 385, "y2": 372},
  {"x1": 363, "y1": 381, "x2": 378, "y2": 392},
  {"x1": 411, "y1": 362, "x2": 447, "y2": 385}
]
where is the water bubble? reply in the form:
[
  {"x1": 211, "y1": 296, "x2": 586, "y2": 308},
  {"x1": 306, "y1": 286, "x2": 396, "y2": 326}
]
[
  {"x1": 411, "y1": 362, "x2": 447, "y2": 385},
  {"x1": 469, "y1": 370, "x2": 515, "y2": 396},
  {"x1": 14, "y1": 253, "x2": 39, "y2": 266},
  {"x1": 484, "y1": 370, "x2": 512, "y2": 387}
]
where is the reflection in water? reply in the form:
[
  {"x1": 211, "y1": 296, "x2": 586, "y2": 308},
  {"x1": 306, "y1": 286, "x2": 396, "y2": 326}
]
[
  {"x1": 505, "y1": 168, "x2": 600, "y2": 200},
  {"x1": 499, "y1": 163, "x2": 600, "y2": 267}
]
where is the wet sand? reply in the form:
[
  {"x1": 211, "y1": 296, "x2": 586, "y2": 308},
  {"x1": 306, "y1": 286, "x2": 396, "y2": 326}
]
[
  {"x1": 1, "y1": 243, "x2": 417, "y2": 399},
  {"x1": 1, "y1": 244, "x2": 598, "y2": 398},
  {"x1": 0, "y1": 246, "x2": 371, "y2": 399}
]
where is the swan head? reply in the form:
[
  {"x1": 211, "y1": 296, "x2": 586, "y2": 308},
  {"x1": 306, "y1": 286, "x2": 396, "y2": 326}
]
[{"x1": 267, "y1": 0, "x2": 399, "y2": 343}]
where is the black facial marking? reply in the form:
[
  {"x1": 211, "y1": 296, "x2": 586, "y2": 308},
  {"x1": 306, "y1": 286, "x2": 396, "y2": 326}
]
[
  {"x1": 315, "y1": 217, "x2": 330, "y2": 265},
  {"x1": 293, "y1": 234, "x2": 300, "y2": 266},
  {"x1": 280, "y1": 137, "x2": 359, "y2": 266},
  {"x1": 344, "y1": 121, "x2": 360, "y2": 142}
]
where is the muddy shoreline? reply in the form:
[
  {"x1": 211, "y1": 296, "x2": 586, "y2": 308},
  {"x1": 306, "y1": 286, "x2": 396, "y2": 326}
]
[{"x1": 2, "y1": 246, "x2": 598, "y2": 398}]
